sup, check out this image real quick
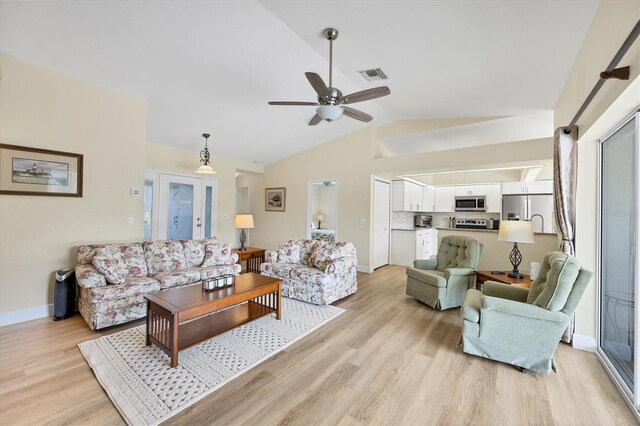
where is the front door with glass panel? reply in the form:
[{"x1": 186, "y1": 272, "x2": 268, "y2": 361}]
[{"x1": 158, "y1": 175, "x2": 203, "y2": 240}]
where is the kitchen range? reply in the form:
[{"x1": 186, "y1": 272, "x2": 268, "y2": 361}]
[{"x1": 454, "y1": 218, "x2": 500, "y2": 230}]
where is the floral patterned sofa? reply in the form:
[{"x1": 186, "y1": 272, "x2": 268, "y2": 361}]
[
  {"x1": 75, "y1": 237, "x2": 240, "y2": 330},
  {"x1": 260, "y1": 240, "x2": 357, "y2": 305}
]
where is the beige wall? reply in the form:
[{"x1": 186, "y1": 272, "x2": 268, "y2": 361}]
[
  {"x1": 0, "y1": 55, "x2": 147, "y2": 314},
  {"x1": 554, "y1": 0, "x2": 640, "y2": 339},
  {"x1": 438, "y1": 229, "x2": 558, "y2": 273},
  {"x1": 145, "y1": 143, "x2": 264, "y2": 245},
  {"x1": 251, "y1": 131, "x2": 554, "y2": 268}
]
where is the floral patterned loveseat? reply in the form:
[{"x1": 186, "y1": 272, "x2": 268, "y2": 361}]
[
  {"x1": 260, "y1": 240, "x2": 357, "y2": 305},
  {"x1": 75, "y1": 237, "x2": 240, "y2": 330}
]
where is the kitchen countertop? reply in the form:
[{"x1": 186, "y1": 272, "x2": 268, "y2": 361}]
[{"x1": 436, "y1": 227, "x2": 557, "y2": 236}]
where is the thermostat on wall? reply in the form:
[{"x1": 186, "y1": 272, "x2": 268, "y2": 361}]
[{"x1": 130, "y1": 188, "x2": 141, "y2": 197}]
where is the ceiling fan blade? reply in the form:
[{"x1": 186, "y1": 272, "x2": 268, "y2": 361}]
[
  {"x1": 309, "y1": 114, "x2": 322, "y2": 126},
  {"x1": 340, "y1": 86, "x2": 391, "y2": 104},
  {"x1": 342, "y1": 106, "x2": 373, "y2": 123},
  {"x1": 268, "y1": 101, "x2": 320, "y2": 106},
  {"x1": 305, "y1": 72, "x2": 330, "y2": 97}
]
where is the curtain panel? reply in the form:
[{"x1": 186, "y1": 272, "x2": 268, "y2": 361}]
[{"x1": 553, "y1": 126, "x2": 578, "y2": 343}]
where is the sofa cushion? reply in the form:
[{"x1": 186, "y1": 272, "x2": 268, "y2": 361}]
[
  {"x1": 91, "y1": 244, "x2": 148, "y2": 285},
  {"x1": 198, "y1": 264, "x2": 242, "y2": 279},
  {"x1": 527, "y1": 251, "x2": 581, "y2": 311},
  {"x1": 77, "y1": 244, "x2": 109, "y2": 265},
  {"x1": 277, "y1": 240, "x2": 302, "y2": 264},
  {"x1": 310, "y1": 241, "x2": 356, "y2": 270},
  {"x1": 151, "y1": 268, "x2": 200, "y2": 289},
  {"x1": 143, "y1": 240, "x2": 187, "y2": 274},
  {"x1": 86, "y1": 276, "x2": 161, "y2": 303},
  {"x1": 290, "y1": 266, "x2": 331, "y2": 286},
  {"x1": 406, "y1": 268, "x2": 447, "y2": 288},
  {"x1": 261, "y1": 263, "x2": 300, "y2": 279},
  {"x1": 203, "y1": 243, "x2": 235, "y2": 266},
  {"x1": 76, "y1": 263, "x2": 107, "y2": 288},
  {"x1": 180, "y1": 237, "x2": 219, "y2": 268},
  {"x1": 300, "y1": 240, "x2": 320, "y2": 266}
]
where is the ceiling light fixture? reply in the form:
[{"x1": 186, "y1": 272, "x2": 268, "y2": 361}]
[
  {"x1": 316, "y1": 104, "x2": 343, "y2": 122},
  {"x1": 195, "y1": 133, "x2": 216, "y2": 175}
]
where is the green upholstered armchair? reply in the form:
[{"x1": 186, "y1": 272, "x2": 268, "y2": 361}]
[
  {"x1": 460, "y1": 251, "x2": 593, "y2": 374},
  {"x1": 406, "y1": 235, "x2": 483, "y2": 310}
]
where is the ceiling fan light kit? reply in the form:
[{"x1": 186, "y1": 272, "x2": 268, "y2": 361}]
[
  {"x1": 317, "y1": 105, "x2": 343, "y2": 121},
  {"x1": 268, "y1": 27, "x2": 390, "y2": 126}
]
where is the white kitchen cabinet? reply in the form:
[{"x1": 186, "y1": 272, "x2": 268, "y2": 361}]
[
  {"x1": 485, "y1": 184, "x2": 502, "y2": 213},
  {"x1": 422, "y1": 185, "x2": 435, "y2": 211},
  {"x1": 392, "y1": 180, "x2": 423, "y2": 211},
  {"x1": 390, "y1": 229, "x2": 439, "y2": 267},
  {"x1": 434, "y1": 186, "x2": 455, "y2": 212},
  {"x1": 502, "y1": 180, "x2": 553, "y2": 195},
  {"x1": 454, "y1": 185, "x2": 486, "y2": 196},
  {"x1": 525, "y1": 180, "x2": 553, "y2": 194}
]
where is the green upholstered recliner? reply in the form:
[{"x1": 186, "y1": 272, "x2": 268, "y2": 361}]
[
  {"x1": 460, "y1": 251, "x2": 593, "y2": 374},
  {"x1": 406, "y1": 235, "x2": 483, "y2": 310}
]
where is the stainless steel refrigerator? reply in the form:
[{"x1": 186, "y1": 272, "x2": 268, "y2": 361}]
[{"x1": 501, "y1": 194, "x2": 554, "y2": 233}]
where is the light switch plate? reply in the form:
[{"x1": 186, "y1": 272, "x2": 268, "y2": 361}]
[{"x1": 130, "y1": 188, "x2": 141, "y2": 197}]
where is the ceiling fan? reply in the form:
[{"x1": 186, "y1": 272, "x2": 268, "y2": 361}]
[{"x1": 268, "y1": 27, "x2": 390, "y2": 126}]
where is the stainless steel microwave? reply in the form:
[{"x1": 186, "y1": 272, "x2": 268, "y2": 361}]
[{"x1": 454, "y1": 196, "x2": 486, "y2": 212}]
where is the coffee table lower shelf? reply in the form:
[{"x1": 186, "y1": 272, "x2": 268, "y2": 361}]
[{"x1": 178, "y1": 301, "x2": 275, "y2": 349}]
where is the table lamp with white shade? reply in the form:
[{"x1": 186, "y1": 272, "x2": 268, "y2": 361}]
[
  {"x1": 498, "y1": 220, "x2": 534, "y2": 279},
  {"x1": 234, "y1": 214, "x2": 254, "y2": 251}
]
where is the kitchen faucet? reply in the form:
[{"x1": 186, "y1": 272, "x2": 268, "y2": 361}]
[{"x1": 530, "y1": 214, "x2": 544, "y2": 233}]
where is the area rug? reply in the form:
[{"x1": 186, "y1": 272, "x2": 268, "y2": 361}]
[{"x1": 79, "y1": 298, "x2": 344, "y2": 425}]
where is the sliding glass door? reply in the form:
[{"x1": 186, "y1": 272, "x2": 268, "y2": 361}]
[{"x1": 599, "y1": 111, "x2": 639, "y2": 410}]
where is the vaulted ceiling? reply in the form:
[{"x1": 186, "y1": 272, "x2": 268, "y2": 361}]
[{"x1": 0, "y1": 0, "x2": 600, "y2": 164}]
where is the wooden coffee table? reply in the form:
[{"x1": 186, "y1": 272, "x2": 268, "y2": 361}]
[
  {"x1": 475, "y1": 270, "x2": 532, "y2": 290},
  {"x1": 144, "y1": 273, "x2": 281, "y2": 367}
]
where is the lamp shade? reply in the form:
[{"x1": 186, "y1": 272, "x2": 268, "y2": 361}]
[
  {"x1": 498, "y1": 220, "x2": 534, "y2": 244},
  {"x1": 234, "y1": 214, "x2": 254, "y2": 229},
  {"x1": 195, "y1": 164, "x2": 216, "y2": 174},
  {"x1": 315, "y1": 214, "x2": 324, "y2": 221},
  {"x1": 316, "y1": 105, "x2": 343, "y2": 121}
]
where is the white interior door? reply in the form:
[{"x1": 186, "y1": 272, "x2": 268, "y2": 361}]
[
  {"x1": 158, "y1": 174, "x2": 203, "y2": 240},
  {"x1": 373, "y1": 179, "x2": 391, "y2": 269}
]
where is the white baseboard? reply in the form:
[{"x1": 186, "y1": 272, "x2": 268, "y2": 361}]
[
  {"x1": 0, "y1": 304, "x2": 53, "y2": 327},
  {"x1": 357, "y1": 265, "x2": 374, "y2": 273},
  {"x1": 572, "y1": 333, "x2": 597, "y2": 352}
]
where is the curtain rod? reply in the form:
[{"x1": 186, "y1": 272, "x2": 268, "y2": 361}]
[{"x1": 563, "y1": 19, "x2": 640, "y2": 134}]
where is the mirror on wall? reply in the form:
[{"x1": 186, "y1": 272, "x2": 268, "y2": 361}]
[{"x1": 307, "y1": 179, "x2": 338, "y2": 242}]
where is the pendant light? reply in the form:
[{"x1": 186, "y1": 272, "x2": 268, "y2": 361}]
[{"x1": 195, "y1": 133, "x2": 216, "y2": 175}]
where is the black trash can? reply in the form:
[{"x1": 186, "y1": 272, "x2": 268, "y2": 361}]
[{"x1": 53, "y1": 269, "x2": 76, "y2": 321}]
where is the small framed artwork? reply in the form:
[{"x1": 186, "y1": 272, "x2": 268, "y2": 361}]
[
  {"x1": 265, "y1": 187, "x2": 286, "y2": 212},
  {"x1": 0, "y1": 144, "x2": 83, "y2": 197}
]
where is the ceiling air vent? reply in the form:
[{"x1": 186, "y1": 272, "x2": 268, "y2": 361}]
[{"x1": 358, "y1": 68, "x2": 388, "y2": 82}]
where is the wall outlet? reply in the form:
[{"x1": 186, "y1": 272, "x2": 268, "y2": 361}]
[
  {"x1": 126, "y1": 217, "x2": 134, "y2": 226},
  {"x1": 359, "y1": 218, "x2": 366, "y2": 225}
]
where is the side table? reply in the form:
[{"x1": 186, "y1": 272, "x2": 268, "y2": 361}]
[
  {"x1": 232, "y1": 247, "x2": 266, "y2": 273},
  {"x1": 475, "y1": 270, "x2": 532, "y2": 290}
]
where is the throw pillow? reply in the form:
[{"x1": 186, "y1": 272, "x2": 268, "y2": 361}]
[
  {"x1": 203, "y1": 243, "x2": 234, "y2": 266},
  {"x1": 92, "y1": 253, "x2": 127, "y2": 285},
  {"x1": 277, "y1": 240, "x2": 301, "y2": 263}
]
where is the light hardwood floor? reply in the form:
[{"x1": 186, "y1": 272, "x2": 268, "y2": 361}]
[{"x1": 0, "y1": 265, "x2": 636, "y2": 425}]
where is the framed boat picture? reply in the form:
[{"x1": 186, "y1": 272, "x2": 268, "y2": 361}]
[
  {"x1": 265, "y1": 187, "x2": 286, "y2": 212},
  {"x1": 0, "y1": 144, "x2": 83, "y2": 197}
]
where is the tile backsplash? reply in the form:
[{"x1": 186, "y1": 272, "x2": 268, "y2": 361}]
[{"x1": 392, "y1": 211, "x2": 501, "y2": 229}]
